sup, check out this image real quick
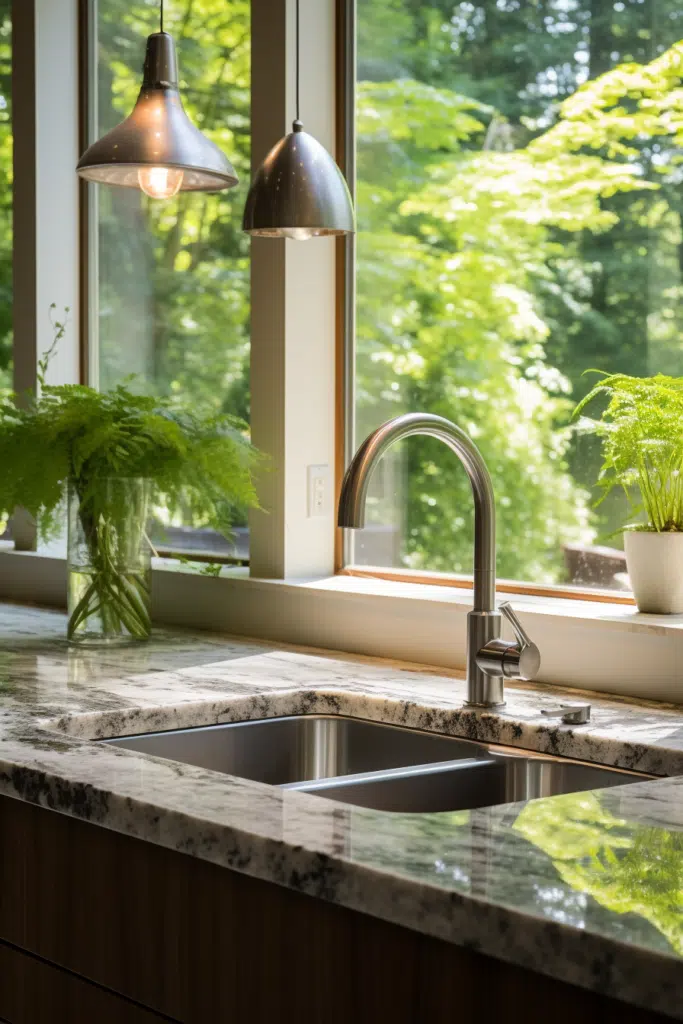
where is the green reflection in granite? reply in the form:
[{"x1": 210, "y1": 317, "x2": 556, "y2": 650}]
[{"x1": 514, "y1": 792, "x2": 683, "y2": 954}]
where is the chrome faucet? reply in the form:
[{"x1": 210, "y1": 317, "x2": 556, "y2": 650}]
[{"x1": 338, "y1": 413, "x2": 540, "y2": 707}]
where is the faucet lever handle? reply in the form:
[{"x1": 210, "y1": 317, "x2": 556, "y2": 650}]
[
  {"x1": 499, "y1": 601, "x2": 533, "y2": 650},
  {"x1": 476, "y1": 602, "x2": 541, "y2": 681}
]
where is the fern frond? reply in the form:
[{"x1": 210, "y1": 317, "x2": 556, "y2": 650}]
[
  {"x1": 573, "y1": 371, "x2": 683, "y2": 532},
  {"x1": 0, "y1": 376, "x2": 262, "y2": 541}
]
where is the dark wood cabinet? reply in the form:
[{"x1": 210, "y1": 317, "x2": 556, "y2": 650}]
[{"x1": 0, "y1": 794, "x2": 672, "y2": 1023}]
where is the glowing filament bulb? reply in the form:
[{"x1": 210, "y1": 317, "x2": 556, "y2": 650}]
[{"x1": 137, "y1": 166, "x2": 184, "y2": 199}]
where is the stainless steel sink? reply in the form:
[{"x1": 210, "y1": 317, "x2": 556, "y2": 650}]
[{"x1": 102, "y1": 714, "x2": 650, "y2": 813}]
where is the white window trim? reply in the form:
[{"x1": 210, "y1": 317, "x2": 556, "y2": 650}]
[
  {"x1": 13, "y1": 0, "x2": 80, "y2": 396},
  {"x1": 2, "y1": 0, "x2": 682, "y2": 706},
  {"x1": 11, "y1": 0, "x2": 81, "y2": 550},
  {"x1": 248, "y1": 0, "x2": 338, "y2": 579}
]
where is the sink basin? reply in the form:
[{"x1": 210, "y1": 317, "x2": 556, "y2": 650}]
[
  {"x1": 103, "y1": 714, "x2": 491, "y2": 784},
  {"x1": 102, "y1": 713, "x2": 650, "y2": 813},
  {"x1": 284, "y1": 752, "x2": 643, "y2": 813}
]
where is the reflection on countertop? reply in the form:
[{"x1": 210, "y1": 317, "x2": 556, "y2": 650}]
[{"x1": 0, "y1": 602, "x2": 681, "y2": 1018}]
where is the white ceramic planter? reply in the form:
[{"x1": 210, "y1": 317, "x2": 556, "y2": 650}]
[{"x1": 624, "y1": 530, "x2": 683, "y2": 614}]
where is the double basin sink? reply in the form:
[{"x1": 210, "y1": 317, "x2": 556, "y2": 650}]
[{"x1": 103, "y1": 714, "x2": 650, "y2": 813}]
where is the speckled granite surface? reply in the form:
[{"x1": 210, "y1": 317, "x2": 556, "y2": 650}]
[{"x1": 0, "y1": 603, "x2": 681, "y2": 1017}]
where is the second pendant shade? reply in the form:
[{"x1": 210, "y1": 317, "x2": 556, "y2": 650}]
[
  {"x1": 243, "y1": 120, "x2": 354, "y2": 239},
  {"x1": 242, "y1": 0, "x2": 354, "y2": 240}
]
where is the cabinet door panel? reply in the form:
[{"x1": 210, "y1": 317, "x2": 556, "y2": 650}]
[{"x1": 0, "y1": 942, "x2": 171, "y2": 1024}]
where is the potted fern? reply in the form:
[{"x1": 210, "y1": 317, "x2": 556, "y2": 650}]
[
  {"x1": 0, "y1": 311, "x2": 260, "y2": 643},
  {"x1": 574, "y1": 372, "x2": 683, "y2": 613}
]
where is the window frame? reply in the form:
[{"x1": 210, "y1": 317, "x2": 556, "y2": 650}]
[{"x1": 337, "y1": 0, "x2": 637, "y2": 607}]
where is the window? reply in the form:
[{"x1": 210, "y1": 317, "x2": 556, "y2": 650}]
[
  {"x1": 90, "y1": 0, "x2": 250, "y2": 561},
  {"x1": 0, "y1": 0, "x2": 677, "y2": 697},
  {"x1": 350, "y1": 0, "x2": 683, "y2": 594}
]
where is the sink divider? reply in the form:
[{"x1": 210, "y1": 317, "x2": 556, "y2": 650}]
[{"x1": 280, "y1": 756, "x2": 500, "y2": 794}]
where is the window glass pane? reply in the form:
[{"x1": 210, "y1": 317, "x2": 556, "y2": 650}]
[
  {"x1": 94, "y1": 0, "x2": 250, "y2": 561},
  {"x1": 353, "y1": 0, "x2": 683, "y2": 591},
  {"x1": 0, "y1": 1, "x2": 10, "y2": 392}
]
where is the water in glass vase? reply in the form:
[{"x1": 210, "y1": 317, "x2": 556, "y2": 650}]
[{"x1": 67, "y1": 478, "x2": 152, "y2": 645}]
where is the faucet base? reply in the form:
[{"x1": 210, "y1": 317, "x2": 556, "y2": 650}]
[{"x1": 466, "y1": 609, "x2": 505, "y2": 707}]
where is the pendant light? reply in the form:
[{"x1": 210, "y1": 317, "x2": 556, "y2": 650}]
[
  {"x1": 77, "y1": 0, "x2": 238, "y2": 199},
  {"x1": 242, "y1": 0, "x2": 355, "y2": 239}
]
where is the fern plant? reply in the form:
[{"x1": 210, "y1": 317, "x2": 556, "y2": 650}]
[
  {"x1": 0, "y1": 309, "x2": 261, "y2": 640},
  {"x1": 573, "y1": 372, "x2": 683, "y2": 533}
]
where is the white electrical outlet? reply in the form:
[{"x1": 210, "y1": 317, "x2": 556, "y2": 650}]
[{"x1": 307, "y1": 464, "x2": 330, "y2": 517}]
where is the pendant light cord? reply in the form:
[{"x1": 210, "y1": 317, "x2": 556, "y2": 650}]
[
  {"x1": 295, "y1": 0, "x2": 300, "y2": 122},
  {"x1": 160, "y1": 0, "x2": 164, "y2": 33}
]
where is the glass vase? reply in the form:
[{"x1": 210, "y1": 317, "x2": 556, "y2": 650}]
[{"x1": 67, "y1": 478, "x2": 152, "y2": 645}]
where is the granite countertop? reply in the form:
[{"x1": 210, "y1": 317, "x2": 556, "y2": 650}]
[{"x1": 0, "y1": 603, "x2": 681, "y2": 1018}]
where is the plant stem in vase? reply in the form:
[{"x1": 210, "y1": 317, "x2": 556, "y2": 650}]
[{"x1": 67, "y1": 478, "x2": 152, "y2": 644}]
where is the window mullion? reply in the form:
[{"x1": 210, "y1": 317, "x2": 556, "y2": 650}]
[{"x1": 249, "y1": 0, "x2": 338, "y2": 580}]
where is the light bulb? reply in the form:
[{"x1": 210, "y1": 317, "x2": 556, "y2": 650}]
[
  {"x1": 137, "y1": 166, "x2": 184, "y2": 199},
  {"x1": 280, "y1": 227, "x2": 317, "y2": 240}
]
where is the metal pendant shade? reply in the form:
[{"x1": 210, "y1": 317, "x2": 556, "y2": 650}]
[
  {"x1": 243, "y1": 121, "x2": 354, "y2": 239},
  {"x1": 77, "y1": 32, "x2": 238, "y2": 195},
  {"x1": 242, "y1": 0, "x2": 354, "y2": 239}
]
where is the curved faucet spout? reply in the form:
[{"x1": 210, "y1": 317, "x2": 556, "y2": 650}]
[
  {"x1": 338, "y1": 413, "x2": 496, "y2": 612},
  {"x1": 338, "y1": 412, "x2": 540, "y2": 708}
]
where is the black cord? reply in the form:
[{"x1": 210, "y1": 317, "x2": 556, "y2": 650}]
[
  {"x1": 295, "y1": 0, "x2": 300, "y2": 121},
  {"x1": 160, "y1": 0, "x2": 164, "y2": 33}
]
